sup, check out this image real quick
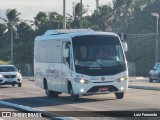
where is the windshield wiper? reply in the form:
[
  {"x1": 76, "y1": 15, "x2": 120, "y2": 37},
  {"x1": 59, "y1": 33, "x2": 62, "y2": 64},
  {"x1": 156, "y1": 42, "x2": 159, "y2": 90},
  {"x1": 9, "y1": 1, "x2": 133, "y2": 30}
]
[
  {"x1": 76, "y1": 59, "x2": 104, "y2": 68},
  {"x1": 97, "y1": 57, "x2": 123, "y2": 66},
  {"x1": 85, "y1": 59, "x2": 104, "y2": 68}
]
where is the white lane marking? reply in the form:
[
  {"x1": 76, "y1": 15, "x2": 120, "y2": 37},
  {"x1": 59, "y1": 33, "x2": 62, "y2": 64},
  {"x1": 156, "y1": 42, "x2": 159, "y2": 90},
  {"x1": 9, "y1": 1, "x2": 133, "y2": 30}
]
[
  {"x1": 57, "y1": 117, "x2": 79, "y2": 120},
  {"x1": 0, "y1": 100, "x2": 79, "y2": 120},
  {"x1": 0, "y1": 100, "x2": 44, "y2": 112}
]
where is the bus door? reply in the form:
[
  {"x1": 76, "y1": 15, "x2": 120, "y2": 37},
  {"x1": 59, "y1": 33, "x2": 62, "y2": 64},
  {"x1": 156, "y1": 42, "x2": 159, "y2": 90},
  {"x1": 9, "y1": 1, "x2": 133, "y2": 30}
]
[{"x1": 61, "y1": 41, "x2": 72, "y2": 93}]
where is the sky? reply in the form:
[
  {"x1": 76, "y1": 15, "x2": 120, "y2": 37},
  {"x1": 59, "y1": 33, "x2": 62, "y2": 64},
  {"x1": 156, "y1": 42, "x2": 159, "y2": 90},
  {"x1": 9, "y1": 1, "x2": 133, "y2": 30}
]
[{"x1": 0, "y1": 0, "x2": 112, "y2": 22}]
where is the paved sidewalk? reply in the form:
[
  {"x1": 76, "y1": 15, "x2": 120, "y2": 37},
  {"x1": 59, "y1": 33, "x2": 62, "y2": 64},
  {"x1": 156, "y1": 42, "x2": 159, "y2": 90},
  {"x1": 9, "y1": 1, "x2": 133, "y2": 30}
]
[{"x1": 129, "y1": 77, "x2": 160, "y2": 91}]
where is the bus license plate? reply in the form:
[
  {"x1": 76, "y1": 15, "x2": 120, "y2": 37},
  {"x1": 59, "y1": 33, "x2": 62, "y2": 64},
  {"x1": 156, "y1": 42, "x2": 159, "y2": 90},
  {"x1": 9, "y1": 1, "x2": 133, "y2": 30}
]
[{"x1": 99, "y1": 87, "x2": 108, "y2": 92}]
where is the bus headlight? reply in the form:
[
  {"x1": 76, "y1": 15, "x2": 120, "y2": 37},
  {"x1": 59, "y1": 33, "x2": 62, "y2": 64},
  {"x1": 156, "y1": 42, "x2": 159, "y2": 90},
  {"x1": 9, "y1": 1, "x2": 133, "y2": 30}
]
[
  {"x1": 74, "y1": 78, "x2": 90, "y2": 84},
  {"x1": 0, "y1": 75, "x2": 3, "y2": 78},
  {"x1": 117, "y1": 77, "x2": 127, "y2": 82}
]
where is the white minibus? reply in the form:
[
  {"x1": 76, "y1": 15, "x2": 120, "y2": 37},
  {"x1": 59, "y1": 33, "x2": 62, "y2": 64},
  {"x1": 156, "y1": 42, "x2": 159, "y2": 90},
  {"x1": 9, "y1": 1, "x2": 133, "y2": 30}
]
[{"x1": 34, "y1": 29, "x2": 128, "y2": 101}]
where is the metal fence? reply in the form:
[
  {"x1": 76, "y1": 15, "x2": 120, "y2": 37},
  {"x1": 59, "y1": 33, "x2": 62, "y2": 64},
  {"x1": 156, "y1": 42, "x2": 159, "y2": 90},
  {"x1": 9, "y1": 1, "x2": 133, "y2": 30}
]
[
  {"x1": 15, "y1": 64, "x2": 33, "y2": 76},
  {"x1": 127, "y1": 33, "x2": 157, "y2": 77}
]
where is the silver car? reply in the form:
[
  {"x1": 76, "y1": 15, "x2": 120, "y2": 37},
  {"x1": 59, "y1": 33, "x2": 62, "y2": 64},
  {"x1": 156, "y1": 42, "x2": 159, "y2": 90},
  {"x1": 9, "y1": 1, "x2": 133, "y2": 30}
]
[
  {"x1": 149, "y1": 63, "x2": 160, "y2": 82},
  {"x1": 0, "y1": 65, "x2": 22, "y2": 87}
]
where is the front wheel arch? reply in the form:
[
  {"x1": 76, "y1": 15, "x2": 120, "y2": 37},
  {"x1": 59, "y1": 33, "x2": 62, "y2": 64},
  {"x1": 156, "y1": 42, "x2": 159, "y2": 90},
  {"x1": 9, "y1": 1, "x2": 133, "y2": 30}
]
[
  {"x1": 68, "y1": 81, "x2": 72, "y2": 94},
  {"x1": 43, "y1": 78, "x2": 47, "y2": 90}
]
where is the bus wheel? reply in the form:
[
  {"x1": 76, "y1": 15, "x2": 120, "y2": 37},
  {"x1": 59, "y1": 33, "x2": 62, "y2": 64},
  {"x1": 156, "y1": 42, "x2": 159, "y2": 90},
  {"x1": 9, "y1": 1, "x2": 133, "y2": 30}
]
[
  {"x1": 115, "y1": 93, "x2": 124, "y2": 99},
  {"x1": 51, "y1": 91, "x2": 59, "y2": 97},
  {"x1": 70, "y1": 87, "x2": 79, "y2": 101},
  {"x1": 45, "y1": 83, "x2": 59, "y2": 98}
]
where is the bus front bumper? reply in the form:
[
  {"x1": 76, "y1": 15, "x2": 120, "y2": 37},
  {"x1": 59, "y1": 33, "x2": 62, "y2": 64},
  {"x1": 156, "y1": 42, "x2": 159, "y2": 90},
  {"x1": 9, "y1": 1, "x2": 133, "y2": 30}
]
[{"x1": 72, "y1": 80, "x2": 128, "y2": 95}]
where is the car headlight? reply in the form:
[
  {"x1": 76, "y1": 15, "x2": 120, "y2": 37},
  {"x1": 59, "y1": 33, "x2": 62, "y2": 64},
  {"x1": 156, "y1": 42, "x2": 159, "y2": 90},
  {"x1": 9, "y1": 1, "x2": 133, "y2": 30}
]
[
  {"x1": 117, "y1": 77, "x2": 127, "y2": 82},
  {"x1": 74, "y1": 78, "x2": 90, "y2": 84},
  {"x1": 17, "y1": 73, "x2": 21, "y2": 77},
  {"x1": 0, "y1": 75, "x2": 3, "y2": 78}
]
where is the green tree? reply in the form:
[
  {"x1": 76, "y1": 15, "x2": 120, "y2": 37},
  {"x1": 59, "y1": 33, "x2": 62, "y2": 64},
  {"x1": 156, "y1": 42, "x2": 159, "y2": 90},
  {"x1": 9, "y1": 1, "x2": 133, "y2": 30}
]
[
  {"x1": 0, "y1": 24, "x2": 7, "y2": 36},
  {"x1": 0, "y1": 24, "x2": 7, "y2": 48},
  {"x1": 89, "y1": 5, "x2": 113, "y2": 31},
  {"x1": 70, "y1": 2, "x2": 88, "y2": 28},
  {"x1": 14, "y1": 22, "x2": 35, "y2": 64},
  {"x1": 0, "y1": 9, "x2": 21, "y2": 62},
  {"x1": 48, "y1": 12, "x2": 63, "y2": 29}
]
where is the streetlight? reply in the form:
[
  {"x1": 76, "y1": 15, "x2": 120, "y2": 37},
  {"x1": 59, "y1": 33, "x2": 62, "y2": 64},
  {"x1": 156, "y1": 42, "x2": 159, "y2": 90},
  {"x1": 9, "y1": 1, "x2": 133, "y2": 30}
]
[{"x1": 151, "y1": 12, "x2": 159, "y2": 63}]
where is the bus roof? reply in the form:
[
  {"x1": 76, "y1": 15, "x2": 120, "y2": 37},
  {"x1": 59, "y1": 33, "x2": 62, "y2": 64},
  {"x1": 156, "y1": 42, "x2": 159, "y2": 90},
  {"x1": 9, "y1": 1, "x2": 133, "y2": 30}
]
[{"x1": 35, "y1": 29, "x2": 119, "y2": 41}]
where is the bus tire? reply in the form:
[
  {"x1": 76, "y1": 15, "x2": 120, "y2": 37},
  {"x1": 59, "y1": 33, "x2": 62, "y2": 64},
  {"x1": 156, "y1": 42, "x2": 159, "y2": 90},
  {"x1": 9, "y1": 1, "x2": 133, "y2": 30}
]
[
  {"x1": 70, "y1": 87, "x2": 79, "y2": 101},
  {"x1": 50, "y1": 91, "x2": 59, "y2": 97},
  {"x1": 45, "y1": 82, "x2": 59, "y2": 98},
  {"x1": 115, "y1": 93, "x2": 124, "y2": 99}
]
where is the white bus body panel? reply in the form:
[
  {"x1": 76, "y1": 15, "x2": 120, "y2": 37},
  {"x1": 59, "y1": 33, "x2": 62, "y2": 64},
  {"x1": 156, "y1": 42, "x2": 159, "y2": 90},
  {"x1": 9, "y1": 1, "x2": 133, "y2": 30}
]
[{"x1": 34, "y1": 29, "x2": 128, "y2": 96}]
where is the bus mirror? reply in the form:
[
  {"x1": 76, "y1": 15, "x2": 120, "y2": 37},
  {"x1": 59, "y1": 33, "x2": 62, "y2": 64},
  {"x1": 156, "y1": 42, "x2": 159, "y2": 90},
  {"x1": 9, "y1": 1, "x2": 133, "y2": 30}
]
[
  {"x1": 63, "y1": 48, "x2": 69, "y2": 58},
  {"x1": 118, "y1": 33, "x2": 127, "y2": 41},
  {"x1": 122, "y1": 41, "x2": 128, "y2": 52}
]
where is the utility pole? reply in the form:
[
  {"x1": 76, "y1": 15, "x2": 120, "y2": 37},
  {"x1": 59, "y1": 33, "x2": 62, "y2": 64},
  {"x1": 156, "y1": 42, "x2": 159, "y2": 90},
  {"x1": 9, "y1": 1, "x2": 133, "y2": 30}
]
[
  {"x1": 96, "y1": 0, "x2": 99, "y2": 13},
  {"x1": 80, "y1": 0, "x2": 82, "y2": 28},
  {"x1": 72, "y1": 2, "x2": 75, "y2": 19},
  {"x1": 151, "y1": 12, "x2": 159, "y2": 63},
  {"x1": 63, "y1": 0, "x2": 66, "y2": 29},
  {"x1": 11, "y1": 25, "x2": 13, "y2": 64}
]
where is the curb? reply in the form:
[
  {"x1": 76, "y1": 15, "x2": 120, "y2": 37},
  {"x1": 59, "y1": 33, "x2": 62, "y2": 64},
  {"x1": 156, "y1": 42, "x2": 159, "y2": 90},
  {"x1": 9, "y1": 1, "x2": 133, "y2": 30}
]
[
  {"x1": 23, "y1": 77, "x2": 34, "y2": 81},
  {"x1": 28, "y1": 77, "x2": 35, "y2": 81},
  {"x1": 129, "y1": 85, "x2": 160, "y2": 91}
]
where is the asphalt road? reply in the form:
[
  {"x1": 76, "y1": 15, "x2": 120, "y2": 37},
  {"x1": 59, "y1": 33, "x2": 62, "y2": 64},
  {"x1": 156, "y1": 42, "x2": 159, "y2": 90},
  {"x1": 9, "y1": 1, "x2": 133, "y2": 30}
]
[{"x1": 0, "y1": 78, "x2": 160, "y2": 120}]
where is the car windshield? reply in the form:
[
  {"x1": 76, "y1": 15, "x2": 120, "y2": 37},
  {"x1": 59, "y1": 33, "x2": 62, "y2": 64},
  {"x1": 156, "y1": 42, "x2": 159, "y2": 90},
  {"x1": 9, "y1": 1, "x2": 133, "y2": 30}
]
[{"x1": 0, "y1": 66, "x2": 17, "y2": 72}]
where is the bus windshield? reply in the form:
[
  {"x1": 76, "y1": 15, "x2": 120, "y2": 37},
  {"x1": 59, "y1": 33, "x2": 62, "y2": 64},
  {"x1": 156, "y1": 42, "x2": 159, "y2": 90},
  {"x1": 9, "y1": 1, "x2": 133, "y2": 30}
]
[{"x1": 72, "y1": 35, "x2": 126, "y2": 76}]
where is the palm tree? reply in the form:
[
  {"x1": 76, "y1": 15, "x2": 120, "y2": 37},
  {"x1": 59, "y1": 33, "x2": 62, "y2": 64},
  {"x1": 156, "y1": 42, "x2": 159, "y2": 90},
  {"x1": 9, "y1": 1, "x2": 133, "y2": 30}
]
[
  {"x1": 0, "y1": 24, "x2": 7, "y2": 49},
  {"x1": 14, "y1": 22, "x2": 34, "y2": 64},
  {"x1": 70, "y1": 2, "x2": 88, "y2": 28},
  {"x1": 0, "y1": 9, "x2": 21, "y2": 63},
  {"x1": 34, "y1": 12, "x2": 48, "y2": 29},
  {"x1": 0, "y1": 24, "x2": 7, "y2": 36},
  {"x1": 90, "y1": 5, "x2": 113, "y2": 31},
  {"x1": 48, "y1": 12, "x2": 63, "y2": 29}
]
